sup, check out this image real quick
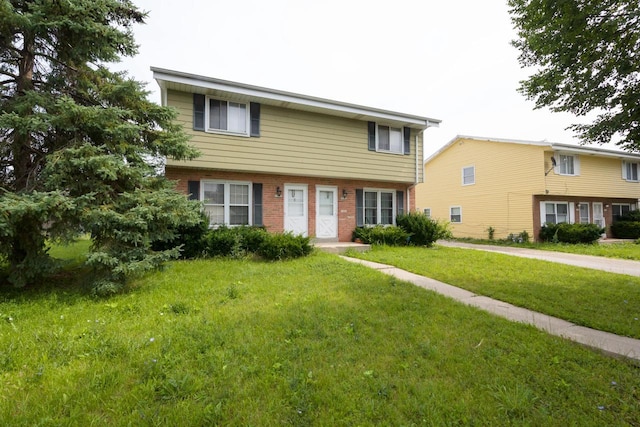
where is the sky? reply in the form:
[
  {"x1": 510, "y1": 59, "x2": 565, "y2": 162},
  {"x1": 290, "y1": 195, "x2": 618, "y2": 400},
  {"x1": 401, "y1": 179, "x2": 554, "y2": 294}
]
[{"x1": 114, "y1": 0, "x2": 595, "y2": 158}]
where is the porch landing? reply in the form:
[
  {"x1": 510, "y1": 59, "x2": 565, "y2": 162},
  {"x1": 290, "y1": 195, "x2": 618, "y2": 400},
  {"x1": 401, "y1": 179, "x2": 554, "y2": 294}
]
[{"x1": 315, "y1": 242, "x2": 371, "y2": 254}]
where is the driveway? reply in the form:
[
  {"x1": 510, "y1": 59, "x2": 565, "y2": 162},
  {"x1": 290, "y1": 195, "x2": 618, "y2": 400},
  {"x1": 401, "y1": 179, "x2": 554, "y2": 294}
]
[{"x1": 438, "y1": 240, "x2": 640, "y2": 277}]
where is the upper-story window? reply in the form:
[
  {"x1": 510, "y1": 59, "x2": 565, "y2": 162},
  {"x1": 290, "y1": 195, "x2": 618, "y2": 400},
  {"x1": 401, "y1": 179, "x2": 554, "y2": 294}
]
[
  {"x1": 368, "y1": 122, "x2": 410, "y2": 155},
  {"x1": 622, "y1": 161, "x2": 640, "y2": 182},
  {"x1": 462, "y1": 166, "x2": 475, "y2": 185},
  {"x1": 208, "y1": 98, "x2": 249, "y2": 135},
  {"x1": 377, "y1": 125, "x2": 403, "y2": 154},
  {"x1": 556, "y1": 154, "x2": 579, "y2": 175},
  {"x1": 209, "y1": 99, "x2": 247, "y2": 134},
  {"x1": 192, "y1": 94, "x2": 261, "y2": 137}
]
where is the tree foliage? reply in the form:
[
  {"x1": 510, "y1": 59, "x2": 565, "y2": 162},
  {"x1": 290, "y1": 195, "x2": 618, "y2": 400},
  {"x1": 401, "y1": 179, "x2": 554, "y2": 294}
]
[
  {"x1": 0, "y1": 0, "x2": 200, "y2": 291},
  {"x1": 508, "y1": 0, "x2": 640, "y2": 150}
]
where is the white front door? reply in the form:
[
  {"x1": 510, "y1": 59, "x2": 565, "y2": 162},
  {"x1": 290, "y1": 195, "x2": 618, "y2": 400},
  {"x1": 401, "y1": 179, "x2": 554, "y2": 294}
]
[
  {"x1": 284, "y1": 184, "x2": 308, "y2": 236},
  {"x1": 593, "y1": 202, "x2": 606, "y2": 236},
  {"x1": 316, "y1": 186, "x2": 338, "y2": 239}
]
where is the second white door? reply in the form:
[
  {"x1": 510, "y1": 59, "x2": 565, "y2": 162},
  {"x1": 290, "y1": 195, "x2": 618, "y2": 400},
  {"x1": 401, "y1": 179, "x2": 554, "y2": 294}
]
[{"x1": 316, "y1": 186, "x2": 338, "y2": 239}]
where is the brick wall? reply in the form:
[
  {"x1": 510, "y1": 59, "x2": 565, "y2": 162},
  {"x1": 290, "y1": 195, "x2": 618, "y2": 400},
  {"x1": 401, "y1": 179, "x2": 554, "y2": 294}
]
[{"x1": 166, "y1": 167, "x2": 416, "y2": 242}]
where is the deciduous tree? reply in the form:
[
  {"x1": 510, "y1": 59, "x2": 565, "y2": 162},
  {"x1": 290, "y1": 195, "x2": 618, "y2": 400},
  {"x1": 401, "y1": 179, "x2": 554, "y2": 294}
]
[{"x1": 509, "y1": 0, "x2": 640, "y2": 150}]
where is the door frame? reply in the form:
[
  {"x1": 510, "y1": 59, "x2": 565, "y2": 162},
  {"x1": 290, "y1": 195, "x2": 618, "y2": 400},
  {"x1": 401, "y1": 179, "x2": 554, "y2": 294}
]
[{"x1": 315, "y1": 185, "x2": 338, "y2": 239}]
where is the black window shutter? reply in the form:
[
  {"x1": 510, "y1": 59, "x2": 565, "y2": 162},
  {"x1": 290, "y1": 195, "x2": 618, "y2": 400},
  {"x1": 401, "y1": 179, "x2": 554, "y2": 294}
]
[
  {"x1": 253, "y1": 183, "x2": 263, "y2": 226},
  {"x1": 193, "y1": 94, "x2": 205, "y2": 131},
  {"x1": 367, "y1": 122, "x2": 376, "y2": 151},
  {"x1": 403, "y1": 127, "x2": 411, "y2": 155},
  {"x1": 356, "y1": 189, "x2": 364, "y2": 227},
  {"x1": 250, "y1": 102, "x2": 261, "y2": 137},
  {"x1": 396, "y1": 191, "x2": 405, "y2": 217},
  {"x1": 187, "y1": 181, "x2": 200, "y2": 200}
]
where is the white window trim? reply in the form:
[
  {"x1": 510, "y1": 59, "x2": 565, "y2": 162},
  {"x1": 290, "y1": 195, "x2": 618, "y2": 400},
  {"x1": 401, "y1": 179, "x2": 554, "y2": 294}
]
[
  {"x1": 375, "y1": 124, "x2": 404, "y2": 155},
  {"x1": 461, "y1": 165, "x2": 475, "y2": 186},
  {"x1": 423, "y1": 208, "x2": 431, "y2": 218},
  {"x1": 539, "y1": 201, "x2": 575, "y2": 226},
  {"x1": 450, "y1": 206, "x2": 462, "y2": 223},
  {"x1": 622, "y1": 160, "x2": 640, "y2": 182},
  {"x1": 363, "y1": 188, "x2": 396, "y2": 225},
  {"x1": 554, "y1": 153, "x2": 580, "y2": 176},
  {"x1": 205, "y1": 97, "x2": 251, "y2": 137},
  {"x1": 201, "y1": 180, "x2": 252, "y2": 227}
]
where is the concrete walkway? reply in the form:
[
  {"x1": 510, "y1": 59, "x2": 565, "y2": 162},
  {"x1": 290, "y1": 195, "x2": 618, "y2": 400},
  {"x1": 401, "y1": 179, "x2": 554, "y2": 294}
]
[
  {"x1": 438, "y1": 240, "x2": 640, "y2": 277},
  {"x1": 341, "y1": 256, "x2": 640, "y2": 363}
]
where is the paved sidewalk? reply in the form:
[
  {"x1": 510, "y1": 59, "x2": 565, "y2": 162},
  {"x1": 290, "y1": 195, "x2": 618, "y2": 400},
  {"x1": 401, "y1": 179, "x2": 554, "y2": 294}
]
[
  {"x1": 341, "y1": 256, "x2": 640, "y2": 363},
  {"x1": 438, "y1": 240, "x2": 640, "y2": 277}
]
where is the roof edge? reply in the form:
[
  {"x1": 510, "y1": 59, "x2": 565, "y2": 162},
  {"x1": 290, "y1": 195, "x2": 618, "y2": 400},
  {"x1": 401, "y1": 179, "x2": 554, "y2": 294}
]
[{"x1": 151, "y1": 67, "x2": 441, "y2": 129}]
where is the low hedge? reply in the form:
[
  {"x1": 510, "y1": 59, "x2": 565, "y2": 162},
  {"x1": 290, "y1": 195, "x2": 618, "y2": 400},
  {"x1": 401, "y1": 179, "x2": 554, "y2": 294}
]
[
  {"x1": 610, "y1": 221, "x2": 640, "y2": 239},
  {"x1": 352, "y1": 225, "x2": 410, "y2": 246},
  {"x1": 206, "y1": 226, "x2": 313, "y2": 260},
  {"x1": 539, "y1": 223, "x2": 604, "y2": 244}
]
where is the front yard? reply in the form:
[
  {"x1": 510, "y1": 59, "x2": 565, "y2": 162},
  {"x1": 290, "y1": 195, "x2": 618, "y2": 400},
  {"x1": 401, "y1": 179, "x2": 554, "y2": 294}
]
[
  {"x1": 350, "y1": 245, "x2": 640, "y2": 339},
  {"x1": 0, "y1": 245, "x2": 639, "y2": 425}
]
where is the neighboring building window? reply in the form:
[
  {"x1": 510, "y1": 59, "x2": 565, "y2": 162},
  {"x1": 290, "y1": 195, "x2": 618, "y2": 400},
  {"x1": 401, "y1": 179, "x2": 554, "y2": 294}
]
[
  {"x1": 544, "y1": 202, "x2": 569, "y2": 224},
  {"x1": 557, "y1": 154, "x2": 579, "y2": 175},
  {"x1": 207, "y1": 98, "x2": 249, "y2": 135},
  {"x1": 377, "y1": 125, "x2": 403, "y2": 154},
  {"x1": 423, "y1": 208, "x2": 431, "y2": 218},
  {"x1": 450, "y1": 206, "x2": 462, "y2": 223},
  {"x1": 612, "y1": 203, "x2": 634, "y2": 221},
  {"x1": 579, "y1": 203, "x2": 590, "y2": 224},
  {"x1": 202, "y1": 181, "x2": 251, "y2": 226},
  {"x1": 623, "y1": 161, "x2": 639, "y2": 182},
  {"x1": 364, "y1": 190, "x2": 395, "y2": 225},
  {"x1": 462, "y1": 166, "x2": 475, "y2": 185}
]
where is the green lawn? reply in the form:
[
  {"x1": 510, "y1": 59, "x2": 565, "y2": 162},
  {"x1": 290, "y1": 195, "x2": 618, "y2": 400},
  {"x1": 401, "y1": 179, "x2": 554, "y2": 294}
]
[
  {"x1": 454, "y1": 238, "x2": 640, "y2": 260},
  {"x1": 350, "y1": 245, "x2": 640, "y2": 339},
  {"x1": 1, "y1": 246, "x2": 639, "y2": 425}
]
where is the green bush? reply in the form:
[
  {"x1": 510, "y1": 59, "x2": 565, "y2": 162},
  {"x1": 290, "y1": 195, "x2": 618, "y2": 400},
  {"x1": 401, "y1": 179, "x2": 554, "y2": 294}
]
[
  {"x1": 257, "y1": 232, "x2": 313, "y2": 260},
  {"x1": 151, "y1": 210, "x2": 210, "y2": 259},
  {"x1": 539, "y1": 223, "x2": 603, "y2": 244},
  {"x1": 352, "y1": 225, "x2": 410, "y2": 246},
  {"x1": 507, "y1": 230, "x2": 530, "y2": 243},
  {"x1": 617, "y1": 210, "x2": 640, "y2": 222},
  {"x1": 396, "y1": 212, "x2": 451, "y2": 247},
  {"x1": 611, "y1": 221, "x2": 640, "y2": 239},
  {"x1": 205, "y1": 225, "x2": 268, "y2": 258}
]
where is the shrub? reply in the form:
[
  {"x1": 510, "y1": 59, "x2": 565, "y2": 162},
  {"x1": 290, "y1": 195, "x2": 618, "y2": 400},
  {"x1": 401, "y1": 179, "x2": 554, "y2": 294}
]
[
  {"x1": 352, "y1": 225, "x2": 410, "y2": 246},
  {"x1": 617, "y1": 210, "x2": 640, "y2": 222},
  {"x1": 151, "y1": 210, "x2": 209, "y2": 259},
  {"x1": 540, "y1": 223, "x2": 603, "y2": 244},
  {"x1": 205, "y1": 225, "x2": 269, "y2": 258},
  {"x1": 257, "y1": 232, "x2": 313, "y2": 260},
  {"x1": 610, "y1": 221, "x2": 640, "y2": 239},
  {"x1": 507, "y1": 230, "x2": 530, "y2": 243},
  {"x1": 396, "y1": 212, "x2": 452, "y2": 247}
]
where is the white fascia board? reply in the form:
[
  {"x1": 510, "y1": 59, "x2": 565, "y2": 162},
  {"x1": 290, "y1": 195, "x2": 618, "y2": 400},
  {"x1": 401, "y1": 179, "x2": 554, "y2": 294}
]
[
  {"x1": 550, "y1": 143, "x2": 640, "y2": 160},
  {"x1": 152, "y1": 67, "x2": 441, "y2": 129}
]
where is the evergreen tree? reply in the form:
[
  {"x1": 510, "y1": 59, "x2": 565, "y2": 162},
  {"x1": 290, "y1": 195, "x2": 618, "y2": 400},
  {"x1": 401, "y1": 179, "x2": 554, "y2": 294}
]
[
  {"x1": 0, "y1": 0, "x2": 200, "y2": 292},
  {"x1": 509, "y1": 0, "x2": 640, "y2": 150}
]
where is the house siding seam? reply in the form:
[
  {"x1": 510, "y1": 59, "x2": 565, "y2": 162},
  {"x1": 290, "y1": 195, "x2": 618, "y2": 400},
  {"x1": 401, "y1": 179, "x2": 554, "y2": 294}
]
[{"x1": 167, "y1": 167, "x2": 416, "y2": 242}]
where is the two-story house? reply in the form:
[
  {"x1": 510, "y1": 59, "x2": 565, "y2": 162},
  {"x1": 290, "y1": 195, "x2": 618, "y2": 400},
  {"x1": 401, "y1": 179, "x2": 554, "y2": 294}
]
[
  {"x1": 152, "y1": 68, "x2": 441, "y2": 242},
  {"x1": 416, "y1": 136, "x2": 640, "y2": 240}
]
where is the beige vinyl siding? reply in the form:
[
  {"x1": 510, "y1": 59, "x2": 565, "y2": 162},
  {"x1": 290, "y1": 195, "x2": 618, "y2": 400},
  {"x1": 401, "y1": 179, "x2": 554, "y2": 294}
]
[
  {"x1": 417, "y1": 138, "x2": 543, "y2": 239},
  {"x1": 545, "y1": 152, "x2": 640, "y2": 198},
  {"x1": 166, "y1": 90, "x2": 422, "y2": 184}
]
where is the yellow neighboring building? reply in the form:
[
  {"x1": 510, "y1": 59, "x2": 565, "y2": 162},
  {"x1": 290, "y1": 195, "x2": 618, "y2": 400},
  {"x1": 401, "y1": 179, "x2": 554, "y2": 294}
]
[{"x1": 416, "y1": 136, "x2": 640, "y2": 241}]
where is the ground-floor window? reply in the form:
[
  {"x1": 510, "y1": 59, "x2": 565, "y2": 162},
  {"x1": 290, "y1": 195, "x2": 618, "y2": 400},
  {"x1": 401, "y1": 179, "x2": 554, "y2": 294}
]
[
  {"x1": 202, "y1": 180, "x2": 251, "y2": 226},
  {"x1": 612, "y1": 203, "x2": 635, "y2": 221},
  {"x1": 364, "y1": 190, "x2": 395, "y2": 225},
  {"x1": 450, "y1": 206, "x2": 462, "y2": 223},
  {"x1": 542, "y1": 202, "x2": 570, "y2": 224}
]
